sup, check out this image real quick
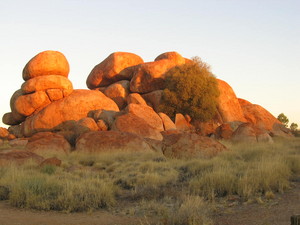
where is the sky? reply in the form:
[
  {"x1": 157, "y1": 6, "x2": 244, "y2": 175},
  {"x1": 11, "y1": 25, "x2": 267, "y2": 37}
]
[{"x1": 0, "y1": 0, "x2": 299, "y2": 128}]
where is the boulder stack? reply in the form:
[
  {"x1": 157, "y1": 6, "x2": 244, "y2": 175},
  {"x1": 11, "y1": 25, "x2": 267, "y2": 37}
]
[{"x1": 2, "y1": 50, "x2": 73, "y2": 126}]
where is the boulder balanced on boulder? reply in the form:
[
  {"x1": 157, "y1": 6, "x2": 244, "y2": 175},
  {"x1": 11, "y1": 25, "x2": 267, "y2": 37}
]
[{"x1": 2, "y1": 50, "x2": 73, "y2": 126}]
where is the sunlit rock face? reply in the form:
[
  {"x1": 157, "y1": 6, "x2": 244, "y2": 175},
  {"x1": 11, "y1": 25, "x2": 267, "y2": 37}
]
[
  {"x1": 86, "y1": 52, "x2": 144, "y2": 89},
  {"x1": 22, "y1": 50, "x2": 70, "y2": 81}
]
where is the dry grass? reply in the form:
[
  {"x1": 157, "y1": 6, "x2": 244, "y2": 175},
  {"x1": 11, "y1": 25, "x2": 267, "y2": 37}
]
[{"x1": 0, "y1": 137, "x2": 299, "y2": 224}]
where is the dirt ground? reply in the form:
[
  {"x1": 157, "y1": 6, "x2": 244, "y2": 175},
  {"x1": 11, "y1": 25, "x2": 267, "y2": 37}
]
[
  {"x1": 215, "y1": 179, "x2": 300, "y2": 225},
  {"x1": 0, "y1": 181, "x2": 299, "y2": 225}
]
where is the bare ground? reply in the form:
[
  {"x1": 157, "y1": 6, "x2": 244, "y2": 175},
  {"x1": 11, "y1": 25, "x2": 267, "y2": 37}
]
[{"x1": 215, "y1": 179, "x2": 300, "y2": 225}]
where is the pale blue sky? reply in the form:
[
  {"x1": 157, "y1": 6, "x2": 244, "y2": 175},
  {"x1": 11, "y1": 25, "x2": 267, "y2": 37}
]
[{"x1": 0, "y1": 0, "x2": 299, "y2": 127}]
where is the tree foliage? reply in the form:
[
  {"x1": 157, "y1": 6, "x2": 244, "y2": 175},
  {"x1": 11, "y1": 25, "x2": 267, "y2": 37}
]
[
  {"x1": 277, "y1": 113, "x2": 289, "y2": 127},
  {"x1": 290, "y1": 123, "x2": 298, "y2": 131},
  {"x1": 159, "y1": 57, "x2": 220, "y2": 122}
]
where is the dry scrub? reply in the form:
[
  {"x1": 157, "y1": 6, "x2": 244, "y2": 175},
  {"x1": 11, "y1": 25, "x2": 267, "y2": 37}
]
[{"x1": 0, "y1": 138, "x2": 300, "y2": 224}]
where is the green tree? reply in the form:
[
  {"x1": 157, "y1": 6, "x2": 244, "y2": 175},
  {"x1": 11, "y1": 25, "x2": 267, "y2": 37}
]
[
  {"x1": 159, "y1": 57, "x2": 220, "y2": 122},
  {"x1": 277, "y1": 113, "x2": 289, "y2": 127},
  {"x1": 290, "y1": 123, "x2": 298, "y2": 131}
]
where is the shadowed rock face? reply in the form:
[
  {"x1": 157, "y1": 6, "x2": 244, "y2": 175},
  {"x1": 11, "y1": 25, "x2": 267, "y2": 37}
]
[
  {"x1": 162, "y1": 132, "x2": 227, "y2": 159},
  {"x1": 22, "y1": 50, "x2": 70, "y2": 81},
  {"x1": 86, "y1": 52, "x2": 144, "y2": 89},
  {"x1": 22, "y1": 89, "x2": 119, "y2": 136}
]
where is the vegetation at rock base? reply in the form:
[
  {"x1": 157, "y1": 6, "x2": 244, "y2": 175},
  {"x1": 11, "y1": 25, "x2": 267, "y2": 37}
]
[
  {"x1": 0, "y1": 138, "x2": 300, "y2": 224},
  {"x1": 277, "y1": 113, "x2": 289, "y2": 127},
  {"x1": 159, "y1": 57, "x2": 220, "y2": 122}
]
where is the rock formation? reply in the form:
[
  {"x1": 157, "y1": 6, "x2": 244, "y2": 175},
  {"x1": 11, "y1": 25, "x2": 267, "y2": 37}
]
[{"x1": 0, "y1": 49, "x2": 290, "y2": 160}]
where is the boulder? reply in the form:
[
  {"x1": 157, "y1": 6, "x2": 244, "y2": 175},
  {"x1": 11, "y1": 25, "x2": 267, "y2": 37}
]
[
  {"x1": 0, "y1": 150, "x2": 44, "y2": 166},
  {"x1": 175, "y1": 113, "x2": 193, "y2": 132},
  {"x1": 126, "y1": 104, "x2": 164, "y2": 131},
  {"x1": 77, "y1": 117, "x2": 99, "y2": 131},
  {"x1": 76, "y1": 131, "x2": 152, "y2": 153},
  {"x1": 0, "y1": 127, "x2": 9, "y2": 139},
  {"x1": 130, "y1": 59, "x2": 182, "y2": 93},
  {"x1": 39, "y1": 157, "x2": 62, "y2": 167},
  {"x1": 96, "y1": 120, "x2": 108, "y2": 131},
  {"x1": 240, "y1": 102, "x2": 281, "y2": 131},
  {"x1": 22, "y1": 50, "x2": 70, "y2": 81},
  {"x1": 158, "y1": 112, "x2": 176, "y2": 131},
  {"x1": 104, "y1": 80, "x2": 130, "y2": 109},
  {"x1": 142, "y1": 90, "x2": 163, "y2": 112},
  {"x1": 162, "y1": 132, "x2": 227, "y2": 159},
  {"x1": 86, "y1": 52, "x2": 144, "y2": 89},
  {"x1": 22, "y1": 89, "x2": 119, "y2": 136},
  {"x1": 231, "y1": 123, "x2": 273, "y2": 143},
  {"x1": 112, "y1": 113, "x2": 163, "y2": 140},
  {"x1": 8, "y1": 125, "x2": 23, "y2": 138},
  {"x1": 154, "y1": 51, "x2": 186, "y2": 64},
  {"x1": 14, "y1": 91, "x2": 51, "y2": 116},
  {"x1": 90, "y1": 109, "x2": 120, "y2": 128},
  {"x1": 21, "y1": 75, "x2": 73, "y2": 94},
  {"x1": 26, "y1": 132, "x2": 71, "y2": 154},
  {"x1": 217, "y1": 79, "x2": 246, "y2": 123},
  {"x1": 126, "y1": 93, "x2": 147, "y2": 105},
  {"x1": 215, "y1": 123, "x2": 233, "y2": 140},
  {"x1": 45, "y1": 89, "x2": 64, "y2": 101}
]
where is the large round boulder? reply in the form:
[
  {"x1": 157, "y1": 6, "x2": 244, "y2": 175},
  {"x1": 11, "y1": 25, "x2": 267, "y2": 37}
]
[
  {"x1": 22, "y1": 89, "x2": 119, "y2": 136},
  {"x1": 154, "y1": 51, "x2": 186, "y2": 64},
  {"x1": 76, "y1": 131, "x2": 152, "y2": 153},
  {"x1": 22, "y1": 50, "x2": 70, "y2": 81},
  {"x1": 86, "y1": 52, "x2": 144, "y2": 89}
]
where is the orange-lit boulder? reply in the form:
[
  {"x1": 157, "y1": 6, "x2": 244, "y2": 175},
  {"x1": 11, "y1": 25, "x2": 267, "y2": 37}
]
[
  {"x1": 86, "y1": 52, "x2": 144, "y2": 89},
  {"x1": 22, "y1": 89, "x2": 119, "y2": 136},
  {"x1": 104, "y1": 80, "x2": 130, "y2": 109},
  {"x1": 126, "y1": 93, "x2": 147, "y2": 105},
  {"x1": 239, "y1": 102, "x2": 280, "y2": 131},
  {"x1": 21, "y1": 75, "x2": 73, "y2": 94},
  {"x1": 112, "y1": 113, "x2": 163, "y2": 140},
  {"x1": 175, "y1": 113, "x2": 193, "y2": 132},
  {"x1": 217, "y1": 79, "x2": 246, "y2": 123},
  {"x1": 22, "y1": 50, "x2": 69, "y2": 81},
  {"x1": 162, "y1": 132, "x2": 227, "y2": 159},
  {"x1": 14, "y1": 91, "x2": 51, "y2": 116},
  {"x1": 154, "y1": 51, "x2": 186, "y2": 64},
  {"x1": 77, "y1": 117, "x2": 99, "y2": 131},
  {"x1": 158, "y1": 112, "x2": 176, "y2": 131},
  {"x1": 76, "y1": 131, "x2": 152, "y2": 153},
  {"x1": 125, "y1": 104, "x2": 164, "y2": 132},
  {"x1": 0, "y1": 127, "x2": 9, "y2": 139},
  {"x1": 130, "y1": 59, "x2": 182, "y2": 93}
]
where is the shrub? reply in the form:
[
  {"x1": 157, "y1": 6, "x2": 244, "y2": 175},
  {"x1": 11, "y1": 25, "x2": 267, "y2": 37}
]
[
  {"x1": 277, "y1": 113, "x2": 289, "y2": 127},
  {"x1": 159, "y1": 57, "x2": 219, "y2": 122}
]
